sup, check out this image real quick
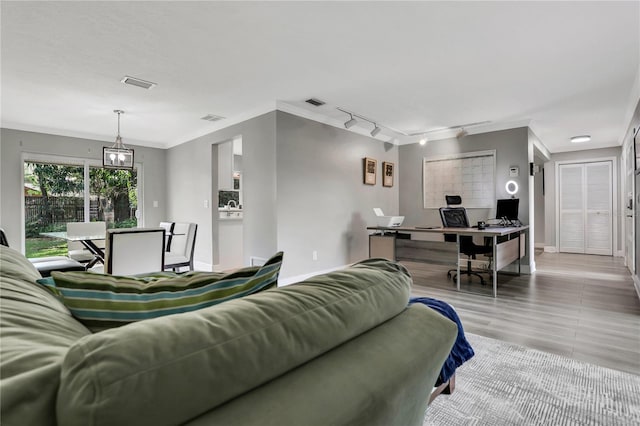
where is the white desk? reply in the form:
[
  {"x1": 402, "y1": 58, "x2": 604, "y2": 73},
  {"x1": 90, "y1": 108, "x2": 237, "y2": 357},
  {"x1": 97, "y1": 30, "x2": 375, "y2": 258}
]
[{"x1": 367, "y1": 225, "x2": 529, "y2": 297}]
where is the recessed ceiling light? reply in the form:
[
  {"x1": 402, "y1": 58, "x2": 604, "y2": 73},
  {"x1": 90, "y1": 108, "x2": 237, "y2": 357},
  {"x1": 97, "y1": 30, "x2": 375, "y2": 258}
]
[
  {"x1": 570, "y1": 135, "x2": 591, "y2": 143},
  {"x1": 419, "y1": 138, "x2": 428, "y2": 145}
]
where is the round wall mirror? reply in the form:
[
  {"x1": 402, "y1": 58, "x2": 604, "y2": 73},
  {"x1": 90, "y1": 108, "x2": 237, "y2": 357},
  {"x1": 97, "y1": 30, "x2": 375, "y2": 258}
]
[{"x1": 505, "y1": 180, "x2": 519, "y2": 196}]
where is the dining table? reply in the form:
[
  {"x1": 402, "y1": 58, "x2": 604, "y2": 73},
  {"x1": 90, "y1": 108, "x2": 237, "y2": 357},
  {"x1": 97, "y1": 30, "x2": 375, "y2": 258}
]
[{"x1": 40, "y1": 231, "x2": 106, "y2": 269}]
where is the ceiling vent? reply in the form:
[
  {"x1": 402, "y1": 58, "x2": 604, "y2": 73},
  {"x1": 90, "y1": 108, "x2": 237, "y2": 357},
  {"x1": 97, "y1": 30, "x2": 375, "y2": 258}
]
[
  {"x1": 305, "y1": 98, "x2": 325, "y2": 107},
  {"x1": 120, "y1": 76, "x2": 157, "y2": 90},
  {"x1": 201, "y1": 114, "x2": 225, "y2": 122}
]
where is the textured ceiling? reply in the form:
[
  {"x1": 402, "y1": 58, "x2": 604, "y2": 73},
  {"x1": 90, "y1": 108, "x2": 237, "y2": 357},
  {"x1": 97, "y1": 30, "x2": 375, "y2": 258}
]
[{"x1": 1, "y1": 1, "x2": 639, "y2": 152}]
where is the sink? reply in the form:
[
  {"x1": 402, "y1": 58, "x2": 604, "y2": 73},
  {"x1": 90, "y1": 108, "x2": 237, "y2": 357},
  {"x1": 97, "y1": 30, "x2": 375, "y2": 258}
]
[{"x1": 219, "y1": 210, "x2": 243, "y2": 219}]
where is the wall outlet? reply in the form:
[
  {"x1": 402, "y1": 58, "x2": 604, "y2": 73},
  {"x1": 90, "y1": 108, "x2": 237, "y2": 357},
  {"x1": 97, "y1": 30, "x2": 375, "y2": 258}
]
[
  {"x1": 204, "y1": 199, "x2": 209, "y2": 208},
  {"x1": 312, "y1": 250, "x2": 318, "y2": 261}
]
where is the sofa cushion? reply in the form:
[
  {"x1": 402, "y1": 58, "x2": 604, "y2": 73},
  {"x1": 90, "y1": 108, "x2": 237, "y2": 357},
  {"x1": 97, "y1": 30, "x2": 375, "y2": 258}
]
[
  {"x1": 39, "y1": 252, "x2": 283, "y2": 331},
  {"x1": 0, "y1": 245, "x2": 90, "y2": 426},
  {"x1": 188, "y1": 304, "x2": 457, "y2": 426},
  {"x1": 56, "y1": 258, "x2": 412, "y2": 426}
]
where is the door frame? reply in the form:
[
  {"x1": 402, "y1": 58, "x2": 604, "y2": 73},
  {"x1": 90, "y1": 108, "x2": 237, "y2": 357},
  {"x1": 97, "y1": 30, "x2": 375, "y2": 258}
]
[
  {"x1": 622, "y1": 139, "x2": 635, "y2": 272},
  {"x1": 555, "y1": 156, "x2": 618, "y2": 256}
]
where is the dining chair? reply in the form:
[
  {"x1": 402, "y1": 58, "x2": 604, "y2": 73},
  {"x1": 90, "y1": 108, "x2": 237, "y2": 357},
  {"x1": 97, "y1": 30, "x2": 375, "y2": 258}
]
[
  {"x1": 104, "y1": 228, "x2": 165, "y2": 275},
  {"x1": 159, "y1": 221, "x2": 175, "y2": 252},
  {"x1": 66, "y1": 221, "x2": 106, "y2": 263},
  {"x1": 164, "y1": 222, "x2": 198, "y2": 271}
]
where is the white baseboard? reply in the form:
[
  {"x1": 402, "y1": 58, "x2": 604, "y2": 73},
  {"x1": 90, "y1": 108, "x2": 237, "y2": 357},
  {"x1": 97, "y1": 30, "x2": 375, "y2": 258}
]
[
  {"x1": 542, "y1": 247, "x2": 622, "y2": 257},
  {"x1": 278, "y1": 264, "x2": 349, "y2": 286},
  {"x1": 534, "y1": 243, "x2": 545, "y2": 249}
]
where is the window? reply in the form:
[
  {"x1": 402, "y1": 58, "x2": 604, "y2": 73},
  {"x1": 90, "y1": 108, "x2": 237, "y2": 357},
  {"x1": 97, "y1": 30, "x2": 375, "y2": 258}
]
[{"x1": 23, "y1": 156, "x2": 139, "y2": 258}]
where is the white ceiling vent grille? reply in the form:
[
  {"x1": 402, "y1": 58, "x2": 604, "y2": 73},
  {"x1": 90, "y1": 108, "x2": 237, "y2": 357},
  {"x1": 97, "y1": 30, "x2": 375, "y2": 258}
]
[
  {"x1": 120, "y1": 76, "x2": 157, "y2": 90},
  {"x1": 201, "y1": 114, "x2": 225, "y2": 122}
]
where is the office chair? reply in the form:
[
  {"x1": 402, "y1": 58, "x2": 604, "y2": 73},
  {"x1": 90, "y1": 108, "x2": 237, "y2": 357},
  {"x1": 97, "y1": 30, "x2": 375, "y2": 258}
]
[{"x1": 440, "y1": 195, "x2": 492, "y2": 285}]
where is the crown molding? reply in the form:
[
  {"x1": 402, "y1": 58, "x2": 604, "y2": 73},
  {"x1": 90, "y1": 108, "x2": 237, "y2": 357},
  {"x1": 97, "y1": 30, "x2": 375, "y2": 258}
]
[{"x1": 0, "y1": 121, "x2": 166, "y2": 149}]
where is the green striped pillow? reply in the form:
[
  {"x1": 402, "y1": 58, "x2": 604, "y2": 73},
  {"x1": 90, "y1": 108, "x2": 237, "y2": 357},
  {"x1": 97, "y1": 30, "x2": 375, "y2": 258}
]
[{"x1": 37, "y1": 252, "x2": 283, "y2": 331}]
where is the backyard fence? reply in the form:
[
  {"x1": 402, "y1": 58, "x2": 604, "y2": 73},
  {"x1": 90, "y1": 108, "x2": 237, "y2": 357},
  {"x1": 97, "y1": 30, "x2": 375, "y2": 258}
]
[
  {"x1": 25, "y1": 196, "x2": 91, "y2": 225},
  {"x1": 24, "y1": 196, "x2": 135, "y2": 234}
]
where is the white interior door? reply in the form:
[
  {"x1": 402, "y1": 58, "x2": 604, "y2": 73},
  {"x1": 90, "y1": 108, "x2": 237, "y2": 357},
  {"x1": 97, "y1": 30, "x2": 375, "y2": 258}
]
[
  {"x1": 559, "y1": 164, "x2": 585, "y2": 253},
  {"x1": 559, "y1": 161, "x2": 612, "y2": 255},
  {"x1": 585, "y1": 162, "x2": 612, "y2": 255}
]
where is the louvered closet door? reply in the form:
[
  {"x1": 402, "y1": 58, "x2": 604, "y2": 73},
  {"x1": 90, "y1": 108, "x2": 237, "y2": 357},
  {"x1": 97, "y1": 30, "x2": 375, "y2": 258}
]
[
  {"x1": 559, "y1": 164, "x2": 585, "y2": 253},
  {"x1": 585, "y1": 162, "x2": 612, "y2": 255},
  {"x1": 559, "y1": 161, "x2": 613, "y2": 255}
]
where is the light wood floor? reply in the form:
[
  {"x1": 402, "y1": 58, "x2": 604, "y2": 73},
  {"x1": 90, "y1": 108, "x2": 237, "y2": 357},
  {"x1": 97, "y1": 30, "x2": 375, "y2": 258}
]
[{"x1": 405, "y1": 251, "x2": 640, "y2": 375}]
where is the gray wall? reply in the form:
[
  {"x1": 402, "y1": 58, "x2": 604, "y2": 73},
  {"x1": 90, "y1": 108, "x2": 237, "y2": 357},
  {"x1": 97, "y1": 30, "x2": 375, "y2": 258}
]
[
  {"x1": 399, "y1": 127, "x2": 530, "y2": 227},
  {"x1": 533, "y1": 157, "x2": 546, "y2": 247},
  {"x1": 275, "y1": 111, "x2": 399, "y2": 278},
  {"x1": 398, "y1": 127, "x2": 531, "y2": 269},
  {"x1": 529, "y1": 129, "x2": 548, "y2": 248},
  {"x1": 544, "y1": 146, "x2": 622, "y2": 251},
  {"x1": 166, "y1": 112, "x2": 277, "y2": 269},
  {"x1": 0, "y1": 128, "x2": 166, "y2": 250}
]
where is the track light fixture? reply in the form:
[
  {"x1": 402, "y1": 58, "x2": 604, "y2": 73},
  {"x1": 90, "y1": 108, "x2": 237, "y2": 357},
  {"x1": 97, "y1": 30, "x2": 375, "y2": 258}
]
[
  {"x1": 338, "y1": 107, "x2": 385, "y2": 138},
  {"x1": 344, "y1": 114, "x2": 357, "y2": 129},
  {"x1": 335, "y1": 105, "x2": 489, "y2": 143}
]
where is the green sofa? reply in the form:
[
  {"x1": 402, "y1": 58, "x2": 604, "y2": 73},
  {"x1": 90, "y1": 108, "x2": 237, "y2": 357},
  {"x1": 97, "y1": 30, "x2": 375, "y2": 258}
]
[{"x1": 0, "y1": 245, "x2": 457, "y2": 426}]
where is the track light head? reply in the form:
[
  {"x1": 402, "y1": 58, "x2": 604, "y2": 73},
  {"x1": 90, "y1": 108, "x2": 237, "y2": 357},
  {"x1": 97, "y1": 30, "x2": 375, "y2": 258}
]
[
  {"x1": 370, "y1": 125, "x2": 381, "y2": 137},
  {"x1": 344, "y1": 114, "x2": 357, "y2": 129}
]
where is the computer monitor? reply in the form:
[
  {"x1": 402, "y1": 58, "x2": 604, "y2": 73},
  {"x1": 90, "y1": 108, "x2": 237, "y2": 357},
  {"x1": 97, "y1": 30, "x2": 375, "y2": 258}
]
[{"x1": 496, "y1": 198, "x2": 519, "y2": 221}]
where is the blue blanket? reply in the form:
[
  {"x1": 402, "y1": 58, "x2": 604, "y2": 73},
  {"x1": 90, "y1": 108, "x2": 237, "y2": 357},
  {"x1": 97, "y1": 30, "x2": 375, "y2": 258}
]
[{"x1": 409, "y1": 297, "x2": 475, "y2": 385}]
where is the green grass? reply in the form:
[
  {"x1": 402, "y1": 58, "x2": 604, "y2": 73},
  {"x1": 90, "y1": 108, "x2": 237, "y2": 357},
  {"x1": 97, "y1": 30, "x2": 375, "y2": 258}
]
[{"x1": 25, "y1": 238, "x2": 67, "y2": 259}]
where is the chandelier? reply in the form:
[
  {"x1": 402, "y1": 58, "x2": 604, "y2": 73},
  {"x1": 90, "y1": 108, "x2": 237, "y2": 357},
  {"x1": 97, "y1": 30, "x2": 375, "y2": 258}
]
[{"x1": 103, "y1": 109, "x2": 134, "y2": 169}]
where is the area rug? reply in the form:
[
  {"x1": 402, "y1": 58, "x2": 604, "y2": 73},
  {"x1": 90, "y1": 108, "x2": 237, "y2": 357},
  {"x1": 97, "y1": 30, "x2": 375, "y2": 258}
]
[{"x1": 424, "y1": 333, "x2": 640, "y2": 425}]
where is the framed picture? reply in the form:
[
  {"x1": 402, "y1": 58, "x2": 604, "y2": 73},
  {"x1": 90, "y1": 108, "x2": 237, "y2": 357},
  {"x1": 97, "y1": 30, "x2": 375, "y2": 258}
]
[
  {"x1": 383, "y1": 161, "x2": 394, "y2": 187},
  {"x1": 363, "y1": 157, "x2": 377, "y2": 185}
]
